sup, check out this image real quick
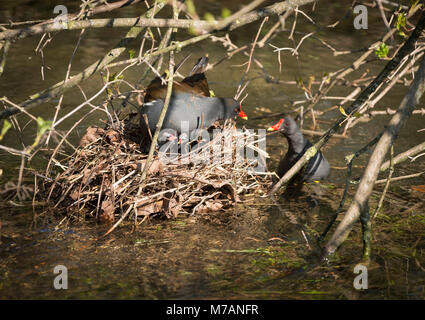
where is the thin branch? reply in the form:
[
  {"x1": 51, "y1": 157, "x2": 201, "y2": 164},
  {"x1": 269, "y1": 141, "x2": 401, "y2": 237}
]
[
  {"x1": 269, "y1": 9, "x2": 425, "y2": 196},
  {"x1": 0, "y1": 0, "x2": 315, "y2": 41},
  {"x1": 0, "y1": 0, "x2": 314, "y2": 120},
  {"x1": 0, "y1": 144, "x2": 30, "y2": 157},
  {"x1": 0, "y1": 0, "x2": 145, "y2": 41},
  {"x1": 0, "y1": 40, "x2": 10, "y2": 77},
  {"x1": 375, "y1": 171, "x2": 425, "y2": 184},
  {"x1": 137, "y1": 53, "x2": 175, "y2": 197},
  {"x1": 380, "y1": 141, "x2": 425, "y2": 171},
  {"x1": 372, "y1": 145, "x2": 394, "y2": 220},
  {"x1": 323, "y1": 53, "x2": 425, "y2": 258},
  {"x1": 0, "y1": 0, "x2": 168, "y2": 120}
]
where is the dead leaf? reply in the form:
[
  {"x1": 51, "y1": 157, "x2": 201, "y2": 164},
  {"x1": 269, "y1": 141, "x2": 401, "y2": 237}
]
[
  {"x1": 412, "y1": 185, "x2": 425, "y2": 193},
  {"x1": 135, "y1": 200, "x2": 164, "y2": 216},
  {"x1": 70, "y1": 188, "x2": 80, "y2": 201},
  {"x1": 163, "y1": 193, "x2": 181, "y2": 218},
  {"x1": 139, "y1": 159, "x2": 164, "y2": 175},
  {"x1": 79, "y1": 127, "x2": 105, "y2": 147},
  {"x1": 129, "y1": 163, "x2": 138, "y2": 170},
  {"x1": 100, "y1": 198, "x2": 115, "y2": 223},
  {"x1": 206, "y1": 200, "x2": 223, "y2": 211},
  {"x1": 105, "y1": 129, "x2": 120, "y2": 144},
  {"x1": 196, "y1": 199, "x2": 224, "y2": 214}
]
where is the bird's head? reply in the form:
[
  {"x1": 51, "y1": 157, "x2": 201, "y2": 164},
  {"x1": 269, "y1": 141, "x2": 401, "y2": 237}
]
[
  {"x1": 267, "y1": 116, "x2": 298, "y2": 135},
  {"x1": 222, "y1": 98, "x2": 248, "y2": 120}
]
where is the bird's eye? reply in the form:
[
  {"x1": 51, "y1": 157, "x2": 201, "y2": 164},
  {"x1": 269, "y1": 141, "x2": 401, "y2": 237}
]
[{"x1": 234, "y1": 107, "x2": 239, "y2": 113}]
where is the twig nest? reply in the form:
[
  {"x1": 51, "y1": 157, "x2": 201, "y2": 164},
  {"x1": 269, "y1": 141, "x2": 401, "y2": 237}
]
[{"x1": 44, "y1": 118, "x2": 271, "y2": 224}]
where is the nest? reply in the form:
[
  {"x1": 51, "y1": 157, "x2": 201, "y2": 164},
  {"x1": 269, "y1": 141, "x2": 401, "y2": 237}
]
[{"x1": 44, "y1": 118, "x2": 272, "y2": 223}]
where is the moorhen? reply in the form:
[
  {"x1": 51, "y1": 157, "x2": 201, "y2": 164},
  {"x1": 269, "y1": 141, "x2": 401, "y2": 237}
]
[
  {"x1": 140, "y1": 56, "x2": 248, "y2": 143},
  {"x1": 268, "y1": 116, "x2": 330, "y2": 182}
]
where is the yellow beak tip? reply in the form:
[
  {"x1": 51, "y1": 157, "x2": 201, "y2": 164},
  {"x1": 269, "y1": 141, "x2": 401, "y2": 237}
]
[{"x1": 267, "y1": 127, "x2": 275, "y2": 132}]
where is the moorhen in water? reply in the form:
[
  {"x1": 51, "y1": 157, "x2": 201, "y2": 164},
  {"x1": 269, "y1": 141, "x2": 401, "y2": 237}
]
[
  {"x1": 268, "y1": 116, "x2": 330, "y2": 182},
  {"x1": 140, "y1": 56, "x2": 248, "y2": 143}
]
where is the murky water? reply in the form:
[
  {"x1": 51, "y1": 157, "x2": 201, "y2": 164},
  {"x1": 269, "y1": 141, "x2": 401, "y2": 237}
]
[{"x1": 0, "y1": 0, "x2": 424, "y2": 299}]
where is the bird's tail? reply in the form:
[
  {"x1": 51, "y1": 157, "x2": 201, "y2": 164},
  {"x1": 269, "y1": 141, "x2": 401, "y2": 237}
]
[{"x1": 188, "y1": 55, "x2": 209, "y2": 76}]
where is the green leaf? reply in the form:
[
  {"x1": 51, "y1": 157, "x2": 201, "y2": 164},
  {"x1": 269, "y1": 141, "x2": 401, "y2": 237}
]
[
  {"x1": 397, "y1": 30, "x2": 407, "y2": 38},
  {"x1": 30, "y1": 117, "x2": 52, "y2": 150},
  {"x1": 128, "y1": 49, "x2": 136, "y2": 60},
  {"x1": 108, "y1": 73, "x2": 124, "y2": 82},
  {"x1": 375, "y1": 42, "x2": 389, "y2": 59},
  {"x1": 221, "y1": 8, "x2": 232, "y2": 19},
  {"x1": 395, "y1": 12, "x2": 407, "y2": 31},
  {"x1": 29, "y1": 93, "x2": 40, "y2": 100},
  {"x1": 0, "y1": 119, "x2": 11, "y2": 141},
  {"x1": 296, "y1": 77, "x2": 303, "y2": 87},
  {"x1": 203, "y1": 12, "x2": 215, "y2": 22},
  {"x1": 164, "y1": 69, "x2": 170, "y2": 79},
  {"x1": 339, "y1": 106, "x2": 348, "y2": 117},
  {"x1": 148, "y1": 29, "x2": 154, "y2": 40},
  {"x1": 353, "y1": 112, "x2": 362, "y2": 118},
  {"x1": 36, "y1": 117, "x2": 52, "y2": 137},
  {"x1": 186, "y1": 0, "x2": 196, "y2": 15},
  {"x1": 187, "y1": 26, "x2": 198, "y2": 36}
]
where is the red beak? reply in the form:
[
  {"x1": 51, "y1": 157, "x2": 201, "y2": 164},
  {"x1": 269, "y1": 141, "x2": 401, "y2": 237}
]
[
  {"x1": 267, "y1": 118, "x2": 284, "y2": 131},
  {"x1": 238, "y1": 106, "x2": 248, "y2": 120}
]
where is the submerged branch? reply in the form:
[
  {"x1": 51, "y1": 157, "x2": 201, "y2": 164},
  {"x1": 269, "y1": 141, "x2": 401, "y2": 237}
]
[{"x1": 323, "y1": 53, "x2": 425, "y2": 258}]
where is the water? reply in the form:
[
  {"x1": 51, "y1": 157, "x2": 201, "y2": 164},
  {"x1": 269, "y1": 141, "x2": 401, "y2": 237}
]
[{"x1": 0, "y1": 0, "x2": 424, "y2": 299}]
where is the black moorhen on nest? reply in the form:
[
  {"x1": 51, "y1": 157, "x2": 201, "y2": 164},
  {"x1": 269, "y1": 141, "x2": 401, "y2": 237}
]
[
  {"x1": 140, "y1": 56, "x2": 248, "y2": 145},
  {"x1": 268, "y1": 116, "x2": 330, "y2": 182}
]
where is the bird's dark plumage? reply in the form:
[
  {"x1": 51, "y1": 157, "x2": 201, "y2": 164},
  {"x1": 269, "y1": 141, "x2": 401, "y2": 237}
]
[
  {"x1": 144, "y1": 56, "x2": 210, "y2": 103},
  {"x1": 140, "y1": 56, "x2": 246, "y2": 148},
  {"x1": 141, "y1": 92, "x2": 241, "y2": 136},
  {"x1": 269, "y1": 116, "x2": 330, "y2": 182}
]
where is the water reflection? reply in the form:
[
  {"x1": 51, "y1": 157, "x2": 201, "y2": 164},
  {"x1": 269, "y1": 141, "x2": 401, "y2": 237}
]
[{"x1": 0, "y1": 0, "x2": 424, "y2": 299}]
